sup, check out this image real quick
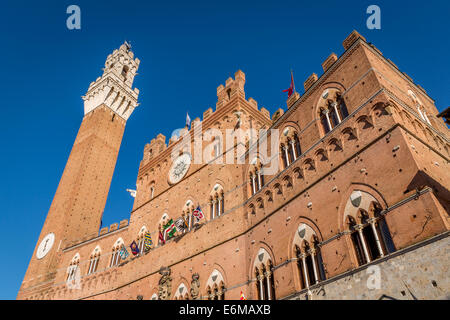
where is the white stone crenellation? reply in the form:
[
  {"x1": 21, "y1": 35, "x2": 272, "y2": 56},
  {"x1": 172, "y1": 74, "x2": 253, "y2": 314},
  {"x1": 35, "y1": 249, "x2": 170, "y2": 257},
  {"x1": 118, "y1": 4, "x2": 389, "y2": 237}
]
[{"x1": 82, "y1": 42, "x2": 140, "y2": 121}]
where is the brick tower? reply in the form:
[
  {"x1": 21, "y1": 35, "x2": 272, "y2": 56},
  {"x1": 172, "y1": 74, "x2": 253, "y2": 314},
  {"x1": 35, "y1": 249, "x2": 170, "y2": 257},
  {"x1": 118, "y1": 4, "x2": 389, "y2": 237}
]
[{"x1": 18, "y1": 43, "x2": 140, "y2": 295}]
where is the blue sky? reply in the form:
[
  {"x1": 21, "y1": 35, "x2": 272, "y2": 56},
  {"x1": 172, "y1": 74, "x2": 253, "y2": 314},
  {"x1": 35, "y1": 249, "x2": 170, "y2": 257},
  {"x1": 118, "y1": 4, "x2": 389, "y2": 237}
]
[{"x1": 0, "y1": 0, "x2": 448, "y2": 299}]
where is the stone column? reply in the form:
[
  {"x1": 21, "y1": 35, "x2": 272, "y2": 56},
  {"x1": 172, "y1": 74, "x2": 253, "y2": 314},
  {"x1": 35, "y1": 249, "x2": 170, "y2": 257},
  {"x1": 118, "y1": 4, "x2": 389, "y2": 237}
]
[
  {"x1": 93, "y1": 257, "x2": 99, "y2": 273},
  {"x1": 369, "y1": 218, "x2": 384, "y2": 258},
  {"x1": 251, "y1": 175, "x2": 256, "y2": 194},
  {"x1": 356, "y1": 224, "x2": 371, "y2": 263},
  {"x1": 88, "y1": 259, "x2": 93, "y2": 274},
  {"x1": 211, "y1": 200, "x2": 216, "y2": 220},
  {"x1": 283, "y1": 146, "x2": 290, "y2": 166},
  {"x1": 290, "y1": 139, "x2": 297, "y2": 160},
  {"x1": 264, "y1": 270, "x2": 272, "y2": 300},
  {"x1": 300, "y1": 254, "x2": 310, "y2": 288},
  {"x1": 257, "y1": 170, "x2": 262, "y2": 190},
  {"x1": 257, "y1": 272, "x2": 265, "y2": 300},
  {"x1": 309, "y1": 249, "x2": 319, "y2": 284},
  {"x1": 217, "y1": 288, "x2": 224, "y2": 300},
  {"x1": 115, "y1": 250, "x2": 120, "y2": 265},
  {"x1": 323, "y1": 109, "x2": 332, "y2": 131},
  {"x1": 188, "y1": 212, "x2": 193, "y2": 231},
  {"x1": 331, "y1": 102, "x2": 341, "y2": 123},
  {"x1": 217, "y1": 197, "x2": 222, "y2": 216}
]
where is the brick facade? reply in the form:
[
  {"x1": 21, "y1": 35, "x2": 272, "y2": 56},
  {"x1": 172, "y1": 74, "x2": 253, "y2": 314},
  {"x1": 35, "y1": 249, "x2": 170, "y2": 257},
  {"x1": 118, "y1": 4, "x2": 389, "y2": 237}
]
[{"x1": 17, "y1": 31, "x2": 449, "y2": 300}]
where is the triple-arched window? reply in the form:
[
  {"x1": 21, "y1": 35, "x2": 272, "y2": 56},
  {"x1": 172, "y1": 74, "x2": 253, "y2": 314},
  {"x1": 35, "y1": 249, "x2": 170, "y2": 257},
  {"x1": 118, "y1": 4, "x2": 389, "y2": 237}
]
[
  {"x1": 110, "y1": 238, "x2": 124, "y2": 267},
  {"x1": 210, "y1": 184, "x2": 224, "y2": 220},
  {"x1": 136, "y1": 226, "x2": 148, "y2": 255},
  {"x1": 67, "y1": 253, "x2": 80, "y2": 281},
  {"x1": 280, "y1": 127, "x2": 302, "y2": 169},
  {"x1": 408, "y1": 90, "x2": 431, "y2": 125},
  {"x1": 206, "y1": 270, "x2": 226, "y2": 300},
  {"x1": 253, "y1": 248, "x2": 275, "y2": 300},
  {"x1": 249, "y1": 158, "x2": 265, "y2": 195},
  {"x1": 293, "y1": 224, "x2": 326, "y2": 290},
  {"x1": 295, "y1": 239, "x2": 325, "y2": 289},
  {"x1": 182, "y1": 200, "x2": 195, "y2": 231},
  {"x1": 319, "y1": 90, "x2": 349, "y2": 134},
  {"x1": 345, "y1": 191, "x2": 395, "y2": 266},
  {"x1": 87, "y1": 246, "x2": 101, "y2": 275}
]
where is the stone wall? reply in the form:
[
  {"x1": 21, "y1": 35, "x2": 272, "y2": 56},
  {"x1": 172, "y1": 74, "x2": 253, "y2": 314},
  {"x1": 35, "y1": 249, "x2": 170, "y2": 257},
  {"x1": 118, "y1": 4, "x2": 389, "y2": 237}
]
[{"x1": 286, "y1": 232, "x2": 449, "y2": 300}]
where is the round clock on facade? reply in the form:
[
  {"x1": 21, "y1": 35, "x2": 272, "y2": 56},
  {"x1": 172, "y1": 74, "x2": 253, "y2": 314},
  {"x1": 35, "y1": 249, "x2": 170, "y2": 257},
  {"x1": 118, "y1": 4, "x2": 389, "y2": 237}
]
[
  {"x1": 168, "y1": 153, "x2": 191, "y2": 184},
  {"x1": 36, "y1": 233, "x2": 55, "y2": 259}
]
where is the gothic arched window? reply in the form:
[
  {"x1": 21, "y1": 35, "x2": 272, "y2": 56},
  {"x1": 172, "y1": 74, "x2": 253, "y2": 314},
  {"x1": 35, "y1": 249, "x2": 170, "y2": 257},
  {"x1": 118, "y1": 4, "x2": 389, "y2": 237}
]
[
  {"x1": 182, "y1": 200, "x2": 194, "y2": 231},
  {"x1": 136, "y1": 226, "x2": 148, "y2": 255},
  {"x1": 249, "y1": 158, "x2": 265, "y2": 195},
  {"x1": 293, "y1": 224, "x2": 326, "y2": 289},
  {"x1": 346, "y1": 197, "x2": 395, "y2": 267},
  {"x1": 67, "y1": 253, "x2": 80, "y2": 281},
  {"x1": 210, "y1": 184, "x2": 224, "y2": 220},
  {"x1": 110, "y1": 238, "x2": 124, "y2": 267},
  {"x1": 87, "y1": 246, "x2": 101, "y2": 275},
  {"x1": 318, "y1": 90, "x2": 349, "y2": 134},
  {"x1": 408, "y1": 89, "x2": 432, "y2": 126},
  {"x1": 206, "y1": 270, "x2": 226, "y2": 300},
  {"x1": 253, "y1": 248, "x2": 275, "y2": 300}
]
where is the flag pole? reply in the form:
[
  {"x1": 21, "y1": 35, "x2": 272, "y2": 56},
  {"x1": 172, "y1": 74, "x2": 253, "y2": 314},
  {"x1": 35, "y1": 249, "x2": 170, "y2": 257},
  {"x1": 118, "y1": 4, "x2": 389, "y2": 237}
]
[{"x1": 291, "y1": 69, "x2": 295, "y2": 93}]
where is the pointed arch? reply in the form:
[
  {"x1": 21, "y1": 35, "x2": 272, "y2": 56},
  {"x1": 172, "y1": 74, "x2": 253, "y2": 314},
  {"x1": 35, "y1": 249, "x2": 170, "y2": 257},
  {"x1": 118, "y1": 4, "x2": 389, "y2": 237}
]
[
  {"x1": 248, "y1": 155, "x2": 267, "y2": 196},
  {"x1": 174, "y1": 282, "x2": 189, "y2": 300},
  {"x1": 280, "y1": 124, "x2": 302, "y2": 167},
  {"x1": 315, "y1": 86, "x2": 349, "y2": 135},
  {"x1": 135, "y1": 225, "x2": 148, "y2": 255},
  {"x1": 67, "y1": 253, "x2": 80, "y2": 281},
  {"x1": 109, "y1": 237, "x2": 124, "y2": 267},
  {"x1": 209, "y1": 183, "x2": 225, "y2": 220},
  {"x1": 291, "y1": 223, "x2": 326, "y2": 290},
  {"x1": 252, "y1": 247, "x2": 276, "y2": 300},
  {"x1": 87, "y1": 245, "x2": 101, "y2": 275},
  {"x1": 205, "y1": 269, "x2": 226, "y2": 300},
  {"x1": 339, "y1": 186, "x2": 395, "y2": 267}
]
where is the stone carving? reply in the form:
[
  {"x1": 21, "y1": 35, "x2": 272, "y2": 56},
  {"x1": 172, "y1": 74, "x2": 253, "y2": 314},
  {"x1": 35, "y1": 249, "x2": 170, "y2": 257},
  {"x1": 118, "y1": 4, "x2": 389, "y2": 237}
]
[
  {"x1": 158, "y1": 267, "x2": 172, "y2": 300},
  {"x1": 190, "y1": 273, "x2": 200, "y2": 300}
]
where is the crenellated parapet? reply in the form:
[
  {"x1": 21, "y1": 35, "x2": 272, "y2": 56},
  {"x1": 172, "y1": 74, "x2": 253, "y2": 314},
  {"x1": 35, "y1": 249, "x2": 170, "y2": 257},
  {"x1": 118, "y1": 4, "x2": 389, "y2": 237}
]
[
  {"x1": 216, "y1": 70, "x2": 246, "y2": 109},
  {"x1": 143, "y1": 134, "x2": 167, "y2": 162}
]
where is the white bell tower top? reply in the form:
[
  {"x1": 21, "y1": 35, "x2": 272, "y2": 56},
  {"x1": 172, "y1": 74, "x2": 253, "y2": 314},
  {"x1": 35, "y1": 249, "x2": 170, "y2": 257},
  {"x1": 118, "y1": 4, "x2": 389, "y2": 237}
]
[{"x1": 82, "y1": 42, "x2": 140, "y2": 121}]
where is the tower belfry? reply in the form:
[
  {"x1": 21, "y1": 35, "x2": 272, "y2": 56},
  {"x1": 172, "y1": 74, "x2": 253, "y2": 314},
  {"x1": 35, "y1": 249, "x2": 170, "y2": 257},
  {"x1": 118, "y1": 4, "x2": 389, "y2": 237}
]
[
  {"x1": 83, "y1": 42, "x2": 140, "y2": 119},
  {"x1": 18, "y1": 44, "x2": 140, "y2": 293}
]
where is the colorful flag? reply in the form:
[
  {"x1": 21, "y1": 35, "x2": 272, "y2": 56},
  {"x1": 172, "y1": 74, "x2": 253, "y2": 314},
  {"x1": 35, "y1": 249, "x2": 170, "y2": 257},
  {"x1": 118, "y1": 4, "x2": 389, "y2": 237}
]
[
  {"x1": 240, "y1": 291, "x2": 247, "y2": 300},
  {"x1": 186, "y1": 112, "x2": 191, "y2": 128},
  {"x1": 282, "y1": 70, "x2": 295, "y2": 98},
  {"x1": 175, "y1": 217, "x2": 188, "y2": 232},
  {"x1": 130, "y1": 240, "x2": 140, "y2": 256},
  {"x1": 163, "y1": 219, "x2": 177, "y2": 239},
  {"x1": 192, "y1": 205, "x2": 204, "y2": 222},
  {"x1": 119, "y1": 244, "x2": 129, "y2": 260},
  {"x1": 159, "y1": 230, "x2": 165, "y2": 245},
  {"x1": 144, "y1": 232, "x2": 153, "y2": 251}
]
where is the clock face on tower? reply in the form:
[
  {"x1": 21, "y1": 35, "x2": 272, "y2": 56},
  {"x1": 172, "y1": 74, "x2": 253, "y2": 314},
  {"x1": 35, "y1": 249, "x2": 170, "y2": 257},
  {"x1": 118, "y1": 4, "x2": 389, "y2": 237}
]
[
  {"x1": 168, "y1": 153, "x2": 191, "y2": 184},
  {"x1": 36, "y1": 233, "x2": 55, "y2": 260}
]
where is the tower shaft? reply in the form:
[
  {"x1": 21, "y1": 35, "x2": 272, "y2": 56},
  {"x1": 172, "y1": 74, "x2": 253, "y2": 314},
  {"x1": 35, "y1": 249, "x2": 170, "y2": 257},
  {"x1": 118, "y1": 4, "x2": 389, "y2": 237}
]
[{"x1": 18, "y1": 43, "x2": 140, "y2": 295}]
